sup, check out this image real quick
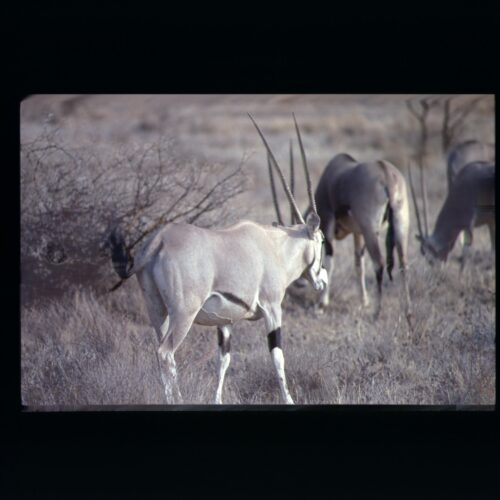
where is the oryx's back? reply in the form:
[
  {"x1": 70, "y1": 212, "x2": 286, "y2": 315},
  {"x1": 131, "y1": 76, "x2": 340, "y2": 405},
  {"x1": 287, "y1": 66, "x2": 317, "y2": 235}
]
[
  {"x1": 447, "y1": 140, "x2": 495, "y2": 189},
  {"x1": 316, "y1": 154, "x2": 406, "y2": 214},
  {"x1": 436, "y1": 161, "x2": 495, "y2": 233},
  {"x1": 132, "y1": 221, "x2": 282, "y2": 303},
  {"x1": 454, "y1": 161, "x2": 495, "y2": 211}
]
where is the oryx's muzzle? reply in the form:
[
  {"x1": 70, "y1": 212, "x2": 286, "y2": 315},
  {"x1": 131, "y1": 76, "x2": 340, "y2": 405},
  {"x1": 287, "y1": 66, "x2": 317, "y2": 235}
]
[{"x1": 313, "y1": 267, "x2": 329, "y2": 292}]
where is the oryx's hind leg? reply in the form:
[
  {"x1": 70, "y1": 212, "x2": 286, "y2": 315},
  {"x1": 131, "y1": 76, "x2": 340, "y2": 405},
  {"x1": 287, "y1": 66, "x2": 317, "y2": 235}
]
[
  {"x1": 137, "y1": 270, "x2": 169, "y2": 344},
  {"x1": 459, "y1": 228, "x2": 473, "y2": 273},
  {"x1": 360, "y1": 228, "x2": 384, "y2": 320},
  {"x1": 392, "y1": 201, "x2": 412, "y2": 325},
  {"x1": 353, "y1": 233, "x2": 370, "y2": 308},
  {"x1": 137, "y1": 270, "x2": 175, "y2": 400},
  {"x1": 157, "y1": 309, "x2": 199, "y2": 404},
  {"x1": 214, "y1": 326, "x2": 231, "y2": 404},
  {"x1": 262, "y1": 304, "x2": 294, "y2": 404}
]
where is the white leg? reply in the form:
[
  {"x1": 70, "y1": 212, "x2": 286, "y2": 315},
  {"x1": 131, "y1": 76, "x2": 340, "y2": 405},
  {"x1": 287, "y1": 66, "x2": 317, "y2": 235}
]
[
  {"x1": 157, "y1": 312, "x2": 198, "y2": 404},
  {"x1": 459, "y1": 229, "x2": 473, "y2": 273},
  {"x1": 263, "y1": 305, "x2": 294, "y2": 404},
  {"x1": 215, "y1": 326, "x2": 231, "y2": 404},
  {"x1": 271, "y1": 346, "x2": 294, "y2": 404},
  {"x1": 319, "y1": 254, "x2": 334, "y2": 308},
  {"x1": 156, "y1": 349, "x2": 182, "y2": 404}
]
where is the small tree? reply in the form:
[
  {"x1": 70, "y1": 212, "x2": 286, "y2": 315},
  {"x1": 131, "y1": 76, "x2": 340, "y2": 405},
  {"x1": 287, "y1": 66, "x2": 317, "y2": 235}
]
[
  {"x1": 405, "y1": 95, "x2": 441, "y2": 237},
  {"x1": 440, "y1": 95, "x2": 485, "y2": 155}
]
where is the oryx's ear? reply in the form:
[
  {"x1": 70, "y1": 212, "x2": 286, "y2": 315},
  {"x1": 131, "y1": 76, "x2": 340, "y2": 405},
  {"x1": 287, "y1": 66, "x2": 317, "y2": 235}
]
[{"x1": 306, "y1": 212, "x2": 321, "y2": 239}]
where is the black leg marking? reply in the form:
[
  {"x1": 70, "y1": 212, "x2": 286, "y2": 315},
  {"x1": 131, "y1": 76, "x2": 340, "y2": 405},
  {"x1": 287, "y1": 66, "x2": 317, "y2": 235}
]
[
  {"x1": 217, "y1": 328, "x2": 230, "y2": 355},
  {"x1": 376, "y1": 266, "x2": 384, "y2": 294},
  {"x1": 267, "y1": 328, "x2": 282, "y2": 352},
  {"x1": 324, "y1": 238, "x2": 333, "y2": 257}
]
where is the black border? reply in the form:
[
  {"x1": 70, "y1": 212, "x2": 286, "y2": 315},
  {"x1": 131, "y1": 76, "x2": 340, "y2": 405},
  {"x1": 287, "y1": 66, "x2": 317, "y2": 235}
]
[{"x1": 4, "y1": 8, "x2": 499, "y2": 499}]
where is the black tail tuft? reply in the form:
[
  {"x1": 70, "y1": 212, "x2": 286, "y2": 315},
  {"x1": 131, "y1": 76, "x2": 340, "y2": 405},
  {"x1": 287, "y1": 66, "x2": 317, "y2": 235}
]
[
  {"x1": 109, "y1": 226, "x2": 134, "y2": 280},
  {"x1": 385, "y1": 204, "x2": 395, "y2": 281}
]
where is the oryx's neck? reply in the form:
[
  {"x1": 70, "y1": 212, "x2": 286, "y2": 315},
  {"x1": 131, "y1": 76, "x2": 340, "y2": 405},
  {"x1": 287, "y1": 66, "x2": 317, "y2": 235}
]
[
  {"x1": 272, "y1": 226, "x2": 312, "y2": 286},
  {"x1": 429, "y1": 205, "x2": 461, "y2": 257}
]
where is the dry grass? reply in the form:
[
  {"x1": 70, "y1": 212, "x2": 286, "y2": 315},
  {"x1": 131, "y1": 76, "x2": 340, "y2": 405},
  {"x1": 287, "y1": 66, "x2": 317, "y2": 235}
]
[{"x1": 21, "y1": 94, "x2": 495, "y2": 406}]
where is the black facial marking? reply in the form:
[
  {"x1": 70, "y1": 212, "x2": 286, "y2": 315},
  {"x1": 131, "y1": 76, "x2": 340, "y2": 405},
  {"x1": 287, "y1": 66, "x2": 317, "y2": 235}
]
[
  {"x1": 267, "y1": 328, "x2": 282, "y2": 351},
  {"x1": 376, "y1": 266, "x2": 384, "y2": 294}
]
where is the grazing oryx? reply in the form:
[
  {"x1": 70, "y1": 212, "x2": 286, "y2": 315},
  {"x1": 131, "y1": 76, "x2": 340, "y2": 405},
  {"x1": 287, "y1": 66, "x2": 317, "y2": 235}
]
[
  {"x1": 282, "y1": 152, "x2": 412, "y2": 323},
  {"x1": 109, "y1": 114, "x2": 327, "y2": 405},
  {"x1": 447, "y1": 140, "x2": 495, "y2": 192},
  {"x1": 409, "y1": 160, "x2": 495, "y2": 270}
]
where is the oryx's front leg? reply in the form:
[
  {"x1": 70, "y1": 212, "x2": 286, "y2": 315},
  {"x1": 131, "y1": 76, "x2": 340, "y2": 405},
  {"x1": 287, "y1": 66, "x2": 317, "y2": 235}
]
[
  {"x1": 459, "y1": 228, "x2": 473, "y2": 273},
  {"x1": 263, "y1": 305, "x2": 294, "y2": 404},
  {"x1": 214, "y1": 326, "x2": 231, "y2": 404},
  {"x1": 319, "y1": 239, "x2": 334, "y2": 309},
  {"x1": 319, "y1": 217, "x2": 335, "y2": 309},
  {"x1": 353, "y1": 233, "x2": 370, "y2": 308}
]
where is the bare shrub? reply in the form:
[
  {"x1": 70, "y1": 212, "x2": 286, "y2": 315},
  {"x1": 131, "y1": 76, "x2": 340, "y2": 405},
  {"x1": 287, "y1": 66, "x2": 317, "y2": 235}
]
[{"x1": 21, "y1": 126, "x2": 248, "y2": 299}]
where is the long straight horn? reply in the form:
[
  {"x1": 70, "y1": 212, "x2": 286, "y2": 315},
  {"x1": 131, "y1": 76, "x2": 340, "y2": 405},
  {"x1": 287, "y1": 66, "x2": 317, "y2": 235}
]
[
  {"x1": 268, "y1": 151, "x2": 284, "y2": 225},
  {"x1": 289, "y1": 139, "x2": 297, "y2": 224},
  {"x1": 408, "y1": 161, "x2": 424, "y2": 241},
  {"x1": 419, "y1": 163, "x2": 430, "y2": 238},
  {"x1": 292, "y1": 112, "x2": 317, "y2": 215},
  {"x1": 248, "y1": 113, "x2": 305, "y2": 225}
]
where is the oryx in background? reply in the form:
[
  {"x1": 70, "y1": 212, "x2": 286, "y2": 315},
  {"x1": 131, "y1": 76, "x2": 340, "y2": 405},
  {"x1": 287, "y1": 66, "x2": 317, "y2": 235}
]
[
  {"x1": 445, "y1": 140, "x2": 495, "y2": 265},
  {"x1": 410, "y1": 159, "x2": 495, "y2": 270},
  {"x1": 109, "y1": 114, "x2": 327, "y2": 405},
  {"x1": 270, "y1": 150, "x2": 412, "y2": 323}
]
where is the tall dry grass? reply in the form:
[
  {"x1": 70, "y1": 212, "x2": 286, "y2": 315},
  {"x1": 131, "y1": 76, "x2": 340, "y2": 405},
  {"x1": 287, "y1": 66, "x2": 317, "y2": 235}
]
[{"x1": 22, "y1": 244, "x2": 495, "y2": 405}]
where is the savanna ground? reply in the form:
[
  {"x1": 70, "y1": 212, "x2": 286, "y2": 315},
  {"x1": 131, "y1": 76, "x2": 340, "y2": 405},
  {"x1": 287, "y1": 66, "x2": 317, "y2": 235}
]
[{"x1": 20, "y1": 94, "x2": 495, "y2": 406}]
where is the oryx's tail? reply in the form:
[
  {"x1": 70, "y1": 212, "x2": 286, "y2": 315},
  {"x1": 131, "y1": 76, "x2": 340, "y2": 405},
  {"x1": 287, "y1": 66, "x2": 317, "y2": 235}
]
[
  {"x1": 109, "y1": 226, "x2": 135, "y2": 281},
  {"x1": 385, "y1": 202, "x2": 395, "y2": 281},
  {"x1": 378, "y1": 161, "x2": 396, "y2": 281}
]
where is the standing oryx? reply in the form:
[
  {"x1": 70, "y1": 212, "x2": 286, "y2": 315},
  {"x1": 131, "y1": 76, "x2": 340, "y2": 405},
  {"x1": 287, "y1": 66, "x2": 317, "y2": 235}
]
[
  {"x1": 109, "y1": 114, "x2": 327, "y2": 405},
  {"x1": 409, "y1": 159, "x2": 495, "y2": 270},
  {"x1": 277, "y1": 151, "x2": 412, "y2": 323}
]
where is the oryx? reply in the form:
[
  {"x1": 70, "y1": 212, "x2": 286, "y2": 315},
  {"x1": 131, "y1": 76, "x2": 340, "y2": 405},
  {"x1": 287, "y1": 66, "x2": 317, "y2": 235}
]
[
  {"x1": 409, "y1": 159, "x2": 495, "y2": 270},
  {"x1": 445, "y1": 140, "x2": 495, "y2": 264},
  {"x1": 271, "y1": 150, "x2": 412, "y2": 323},
  {"x1": 109, "y1": 114, "x2": 327, "y2": 405}
]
